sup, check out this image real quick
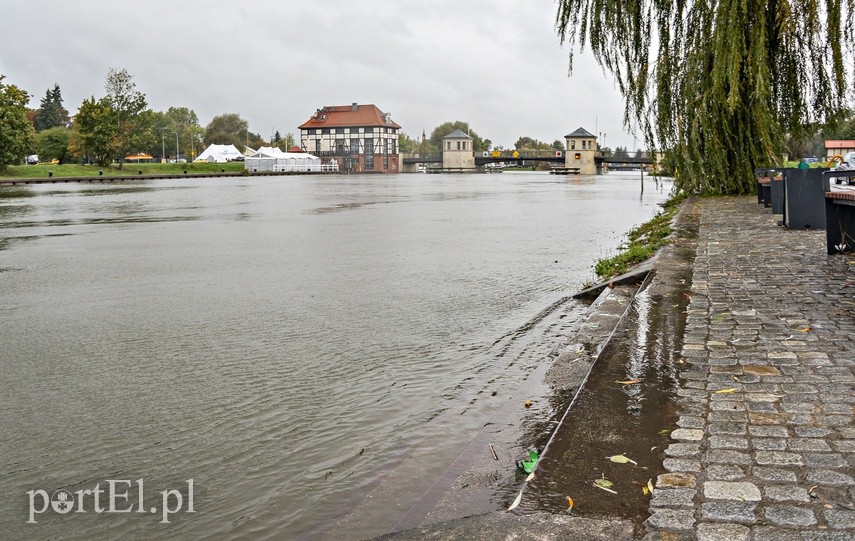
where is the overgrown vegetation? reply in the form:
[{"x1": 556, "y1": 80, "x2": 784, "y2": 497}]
[{"x1": 594, "y1": 195, "x2": 685, "y2": 279}]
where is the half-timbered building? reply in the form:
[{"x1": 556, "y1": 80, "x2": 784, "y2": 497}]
[{"x1": 299, "y1": 103, "x2": 401, "y2": 173}]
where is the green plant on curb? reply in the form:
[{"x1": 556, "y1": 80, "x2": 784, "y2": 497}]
[{"x1": 594, "y1": 195, "x2": 685, "y2": 280}]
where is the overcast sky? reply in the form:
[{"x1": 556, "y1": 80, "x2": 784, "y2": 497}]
[{"x1": 1, "y1": 1, "x2": 641, "y2": 151}]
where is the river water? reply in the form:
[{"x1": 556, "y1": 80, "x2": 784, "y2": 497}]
[{"x1": 0, "y1": 172, "x2": 670, "y2": 540}]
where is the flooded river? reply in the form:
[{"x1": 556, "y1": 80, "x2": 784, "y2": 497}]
[{"x1": 0, "y1": 172, "x2": 670, "y2": 540}]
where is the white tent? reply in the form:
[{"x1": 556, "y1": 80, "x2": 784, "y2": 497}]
[
  {"x1": 194, "y1": 144, "x2": 243, "y2": 163},
  {"x1": 244, "y1": 147, "x2": 336, "y2": 173}
]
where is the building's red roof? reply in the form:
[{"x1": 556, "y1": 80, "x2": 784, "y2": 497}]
[
  {"x1": 287, "y1": 146, "x2": 304, "y2": 153},
  {"x1": 826, "y1": 140, "x2": 855, "y2": 148},
  {"x1": 299, "y1": 103, "x2": 401, "y2": 130}
]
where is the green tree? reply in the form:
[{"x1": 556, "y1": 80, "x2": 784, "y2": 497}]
[
  {"x1": 398, "y1": 132, "x2": 416, "y2": 153},
  {"x1": 427, "y1": 121, "x2": 489, "y2": 153},
  {"x1": 69, "y1": 96, "x2": 115, "y2": 166},
  {"x1": 165, "y1": 107, "x2": 202, "y2": 159},
  {"x1": 204, "y1": 113, "x2": 249, "y2": 148},
  {"x1": 275, "y1": 132, "x2": 296, "y2": 152},
  {"x1": 35, "y1": 127, "x2": 71, "y2": 164},
  {"x1": 552, "y1": 140, "x2": 565, "y2": 151},
  {"x1": 34, "y1": 84, "x2": 70, "y2": 131},
  {"x1": 0, "y1": 75, "x2": 35, "y2": 171},
  {"x1": 514, "y1": 136, "x2": 554, "y2": 151},
  {"x1": 104, "y1": 68, "x2": 152, "y2": 168},
  {"x1": 556, "y1": 0, "x2": 855, "y2": 194}
]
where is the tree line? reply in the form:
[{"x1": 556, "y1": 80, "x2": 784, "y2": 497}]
[{"x1": 0, "y1": 69, "x2": 297, "y2": 172}]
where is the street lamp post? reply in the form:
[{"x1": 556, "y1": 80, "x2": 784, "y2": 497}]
[
  {"x1": 159, "y1": 128, "x2": 166, "y2": 163},
  {"x1": 175, "y1": 133, "x2": 179, "y2": 162}
]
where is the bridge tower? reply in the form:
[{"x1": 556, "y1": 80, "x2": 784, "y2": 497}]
[
  {"x1": 564, "y1": 127, "x2": 598, "y2": 175},
  {"x1": 442, "y1": 129, "x2": 475, "y2": 170}
]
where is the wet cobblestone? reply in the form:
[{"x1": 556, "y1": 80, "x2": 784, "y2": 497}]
[{"x1": 646, "y1": 197, "x2": 855, "y2": 539}]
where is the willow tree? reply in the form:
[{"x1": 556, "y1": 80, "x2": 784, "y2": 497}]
[{"x1": 556, "y1": 0, "x2": 855, "y2": 194}]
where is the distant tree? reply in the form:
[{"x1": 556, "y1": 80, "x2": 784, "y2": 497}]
[
  {"x1": 204, "y1": 113, "x2": 249, "y2": 149},
  {"x1": 164, "y1": 107, "x2": 202, "y2": 159},
  {"x1": 398, "y1": 132, "x2": 416, "y2": 153},
  {"x1": 273, "y1": 130, "x2": 281, "y2": 143},
  {"x1": 0, "y1": 75, "x2": 35, "y2": 171},
  {"x1": 104, "y1": 68, "x2": 152, "y2": 168},
  {"x1": 514, "y1": 136, "x2": 554, "y2": 151},
  {"x1": 612, "y1": 146, "x2": 629, "y2": 159},
  {"x1": 275, "y1": 132, "x2": 296, "y2": 152},
  {"x1": 34, "y1": 84, "x2": 70, "y2": 131},
  {"x1": 552, "y1": 140, "x2": 565, "y2": 151},
  {"x1": 69, "y1": 96, "x2": 115, "y2": 166},
  {"x1": 35, "y1": 127, "x2": 71, "y2": 164},
  {"x1": 427, "y1": 121, "x2": 489, "y2": 153}
]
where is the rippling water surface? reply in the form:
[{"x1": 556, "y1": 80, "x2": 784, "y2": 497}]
[{"x1": 0, "y1": 172, "x2": 670, "y2": 540}]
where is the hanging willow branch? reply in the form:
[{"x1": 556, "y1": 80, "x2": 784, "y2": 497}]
[{"x1": 557, "y1": 0, "x2": 855, "y2": 194}]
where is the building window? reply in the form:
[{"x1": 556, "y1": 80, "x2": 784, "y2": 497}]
[
  {"x1": 335, "y1": 128, "x2": 344, "y2": 134},
  {"x1": 390, "y1": 139, "x2": 396, "y2": 155},
  {"x1": 364, "y1": 138, "x2": 374, "y2": 171},
  {"x1": 322, "y1": 128, "x2": 330, "y2": 135},
  {"x1": 384, "y1": 155, "x2": 388, "y2": 170},
  {"x1": 315, "y1": 140, "x2": 320, "y2": 154},
  {"x1": 365, "y1": 127, "x2": 374, "y2": 133},
  {"x1": 350, "y1": 139, "x2": 359, "y2": 154},
  {"x1": 336, "y1": 139, "x2": 346, "y2": 154},
  {"x1": 570, "y1": 140, "x2": 576, "y2": 149}
]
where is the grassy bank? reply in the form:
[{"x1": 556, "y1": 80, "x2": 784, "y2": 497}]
[
  {"x1": 594, "y1": 195, "x2": 685, "y2": 280},
  {"x1": 2, "y1": 162, "x2": 244, "y2": 179}
]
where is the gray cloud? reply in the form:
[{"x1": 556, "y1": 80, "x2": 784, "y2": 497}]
[{"x1": 0, "y1": 1, "x2": 639, "y2": 150}]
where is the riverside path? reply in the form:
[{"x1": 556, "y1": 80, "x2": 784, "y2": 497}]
[{"x1": 644, "y1": 196, "x2": 855, "y2": 540}]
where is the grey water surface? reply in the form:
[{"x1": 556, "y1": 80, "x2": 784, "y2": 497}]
[{"x1": 0, "y1": 172, "x2": 670, "y2": 540}]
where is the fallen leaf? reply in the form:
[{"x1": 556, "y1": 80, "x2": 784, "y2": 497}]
[
  {"x1": 508, "y1": 492, "x2": 523, "y2": 511},
  {"x1": 648, "y1": 479, "x2": 655, "y2": 494},
  {"x1": 607, "y1": 453, "x2": 638, "y2": 465},
  {"x1": 566, "y1": 496, "x2": 574, "y2": 509},
  {"x1": 616, "y1": 379, "x2": 643, "y2": 385},
  {"x1": 594, "y1": 477, "x2": 614, "y2": 488},
  {"x1": 824, "y1": 504, "x2": 834, "y2": 509},
  {"x1": 593, "y1": 481, "x2": 617, "y2": 494},
  {"x1": 642, "y1": 486, "x2": 649, "y2": 495},
  {"x1": 658, "y1": 429, "x2": 671, "y2": 436},
  {"x1": 800, "y1": 327, "x2": 812, "y2": 332},
  {"x1": 714, "y1": 388, "x2": 737, "y2": 394}
]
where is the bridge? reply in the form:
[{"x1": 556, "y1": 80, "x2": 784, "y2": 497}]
[{"x1": 401, "y1": 151, "x2": 653, "y2": 169}]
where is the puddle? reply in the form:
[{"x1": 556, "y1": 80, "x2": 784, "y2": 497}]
[{"x1": 515, "y1": 200, "x2": 700, "y2": 532}]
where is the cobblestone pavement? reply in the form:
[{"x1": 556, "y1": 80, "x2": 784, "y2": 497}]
[{"x1": 644, "y1": 197, "x2": 855, "y2": 540}]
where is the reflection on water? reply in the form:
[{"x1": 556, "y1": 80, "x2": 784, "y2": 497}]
[{"x1": 0, "y1": 173, "x2": 671, "y2": 540}]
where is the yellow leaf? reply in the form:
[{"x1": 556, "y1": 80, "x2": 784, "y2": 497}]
[
  {"x1": 714, "y1": 388, "x2": 737, "y2": 394},
  {"x1": 799, "y1": 327, "x2": 812, "y2": 332},
  {"x1": 566, "y1": 496, "x2": 574, "y2": 509},
  {"x1": 642, "y1": 486, "x2": 649, "y2": 495},
  {"x1": 616, "y1": 379, "x2": 643, "y2": 385},
  {"x1": 607, "y1": 453, "x2": 638, "y2": 465},
  {"x1": 648, "y1": 479, "x2": 655, "y2": 494}
]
